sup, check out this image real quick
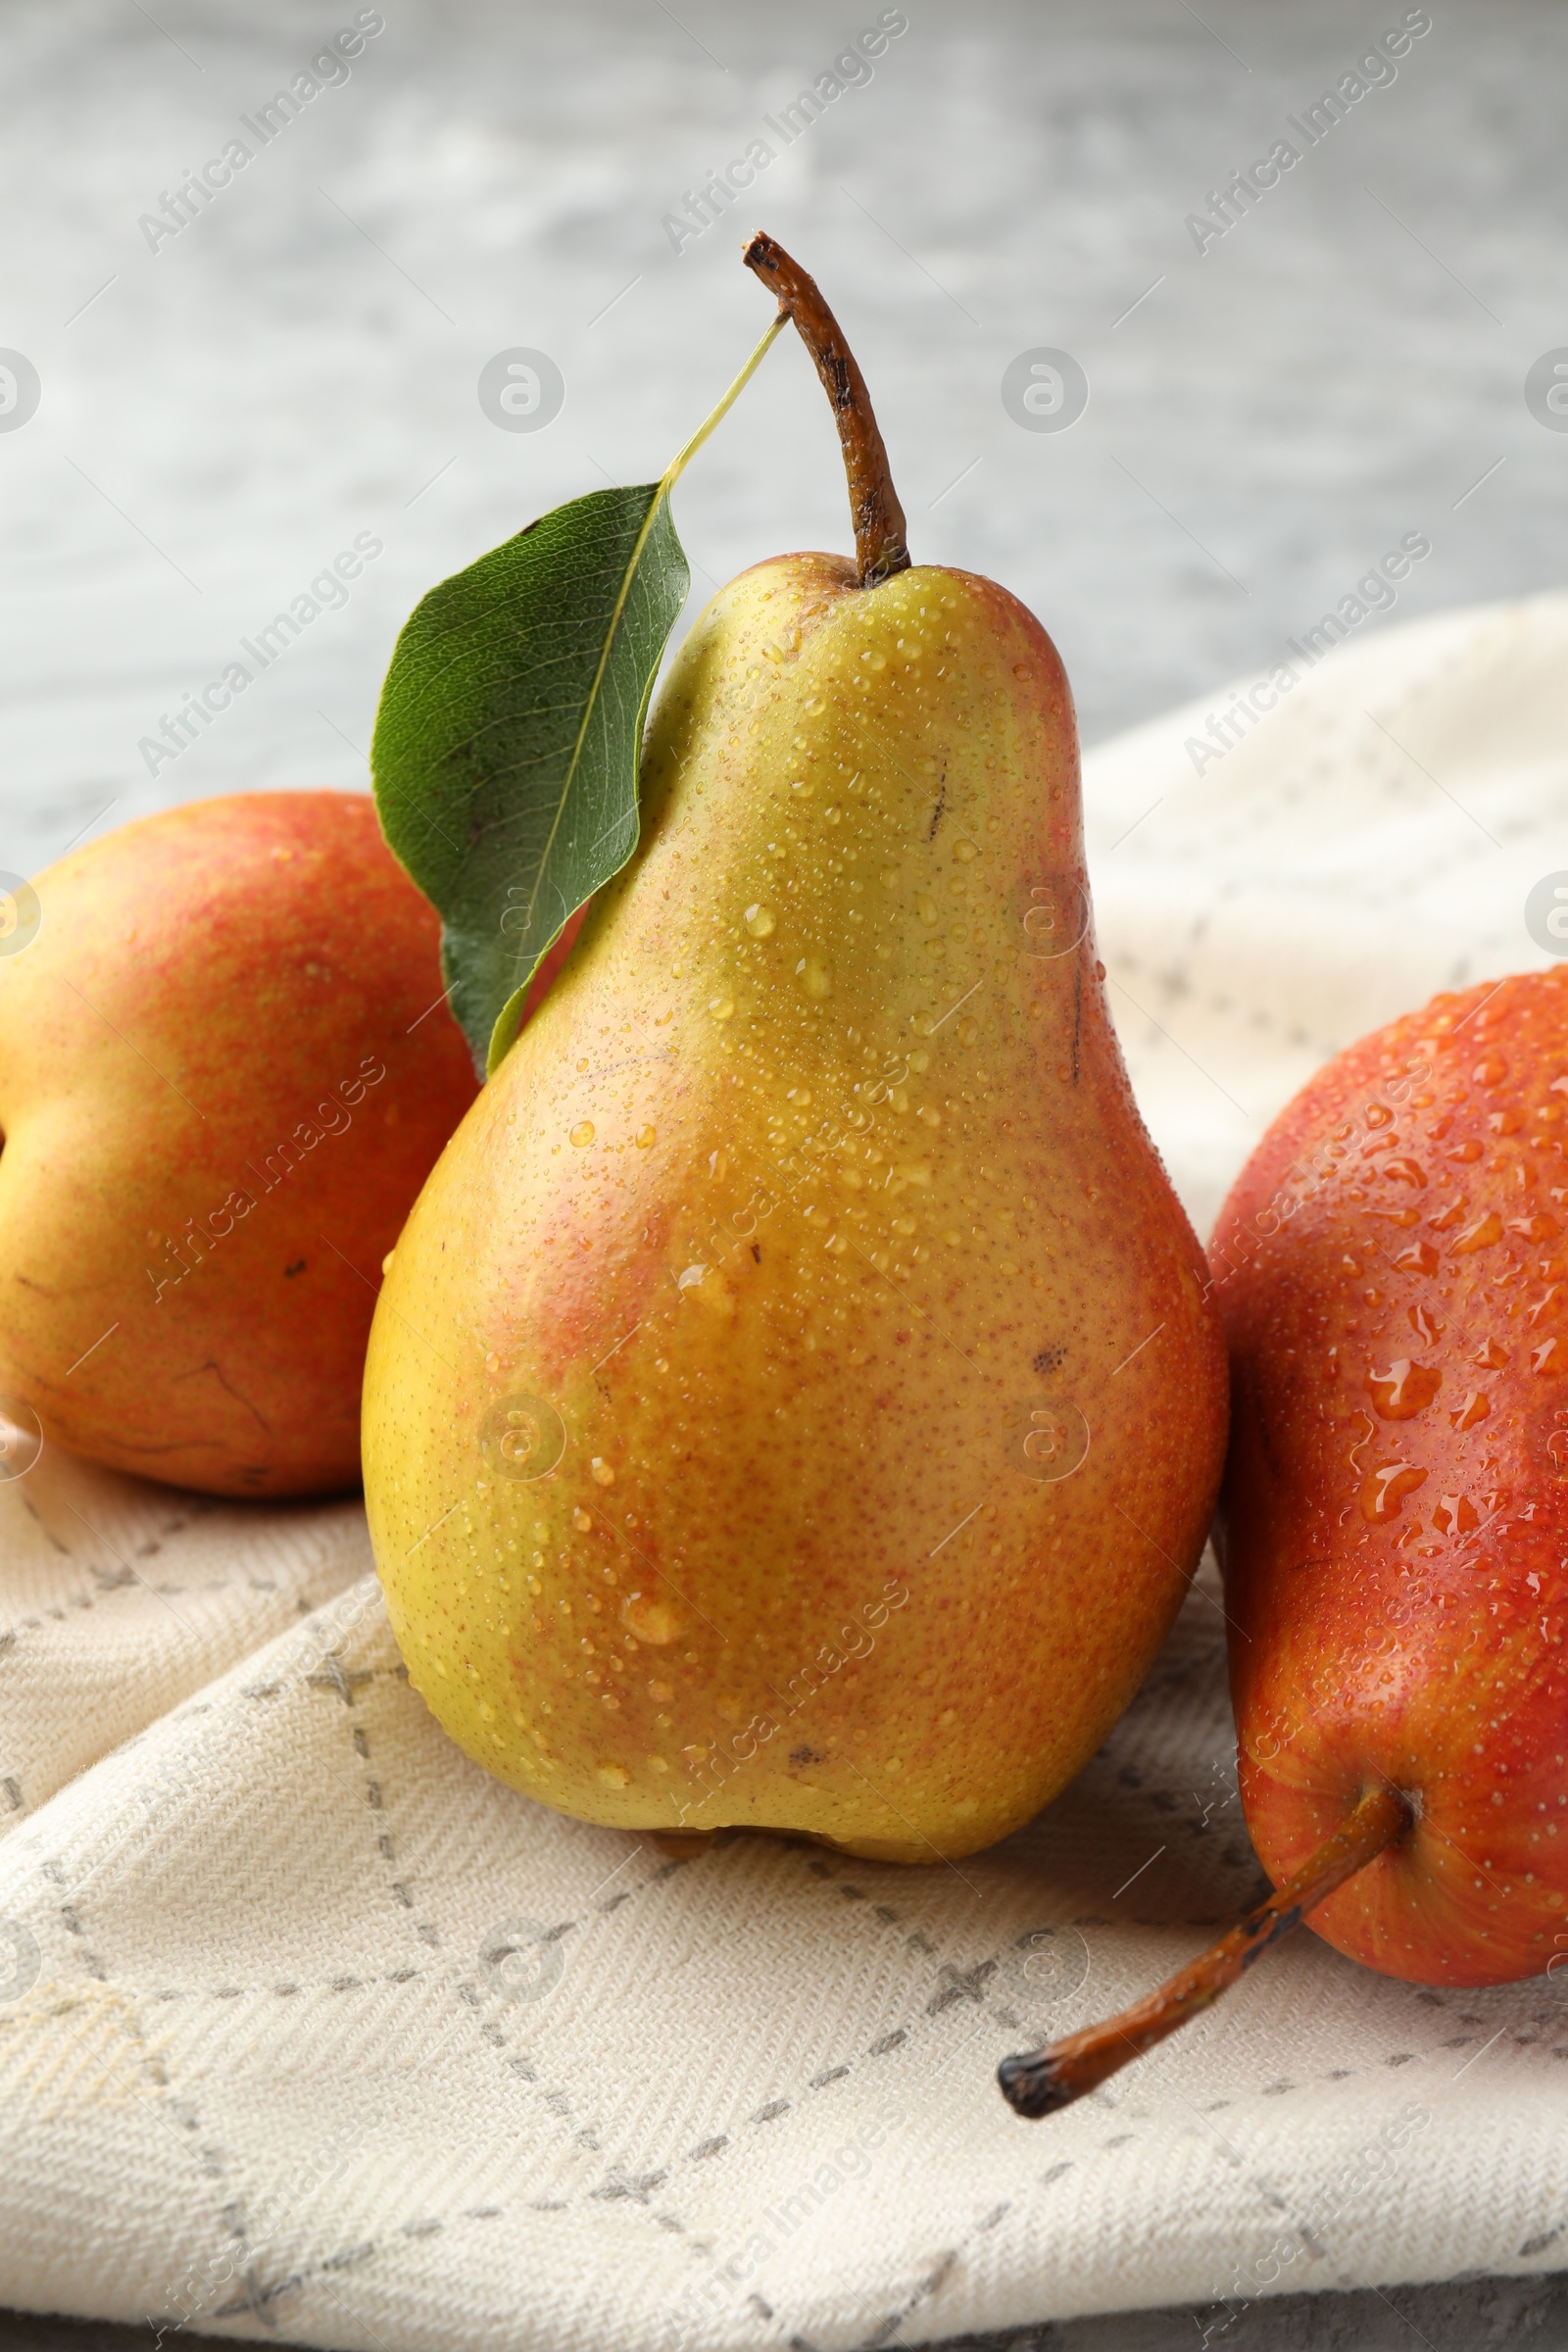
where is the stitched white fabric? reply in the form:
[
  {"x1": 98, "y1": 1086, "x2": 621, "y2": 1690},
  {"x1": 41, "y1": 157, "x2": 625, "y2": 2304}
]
[{"x1": 4, "y1": 596, "x2": 1568, "y2": 2349}]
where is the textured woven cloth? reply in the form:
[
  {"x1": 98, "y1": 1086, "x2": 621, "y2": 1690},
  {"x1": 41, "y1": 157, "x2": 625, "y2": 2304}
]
[{"x1": 4, "y1": 596, "x2": 1568, "y2": 2350}]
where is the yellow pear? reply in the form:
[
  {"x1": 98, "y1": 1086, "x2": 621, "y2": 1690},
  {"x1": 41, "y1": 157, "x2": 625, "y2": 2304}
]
[{"x1": 363, "y1": 242, "x2": 1226, "y2": 1860}]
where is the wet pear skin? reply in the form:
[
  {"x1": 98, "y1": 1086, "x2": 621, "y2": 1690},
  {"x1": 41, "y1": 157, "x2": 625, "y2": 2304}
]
[
  {"x1": 364, "y1": 554, "x2": 1228, "y2": 1860},
  {"x1": 1214, "y1": 969, "x2": 1568, "y2": 1981}
]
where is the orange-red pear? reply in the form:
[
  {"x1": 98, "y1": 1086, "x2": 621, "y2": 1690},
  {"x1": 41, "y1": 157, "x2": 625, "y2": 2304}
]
[
  {"x1": 1214, "y1": 967, "x2": 1568, "y2": 1982},
  {"x1": 0, "y1": 792, "x2": 476, "y2": 1496}
]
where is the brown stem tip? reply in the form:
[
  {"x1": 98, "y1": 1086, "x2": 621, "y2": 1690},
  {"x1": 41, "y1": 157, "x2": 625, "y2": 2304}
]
[
  {"x1": 743, "y1": 230, "x2": 911, "y2": 591},
  {"x1": 998, "y1": 1783, "x2": 1412, "y2": 2120}
]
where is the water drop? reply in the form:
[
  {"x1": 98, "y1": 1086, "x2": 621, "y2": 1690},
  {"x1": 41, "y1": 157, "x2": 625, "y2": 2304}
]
[
  {"x1": 570, "y1": 1121, "x2": 595, "y2": 1148},
  {"x1": 745, "y1": 904, "x2": 776, "y2": 937},
  {"x1": 1359, "y1": 1463, "x2": 1428, "y2": 1523},
  {"x1": 916, "y1": 895, "x2": 939, "y2": 925},
  {"x1": 636, "y1": 1125, "x2": 657, "y2": 1148},
  {"x1": 956, "y1": 1015, "x2": 979, "y2": 1046},
  {"x1": 709, "y1": 997, "x2": 736, "y2": 1021},
  {"x1": 623, "y1": 1593, "x2": 680, "y2": 1644},
  {"x1": 797, "y1": 957, "x2": 833, "y2": 999},
  {"x1": 573, "y1": 1507, "x2": 593, "y2": 1532},
  {"x1": 1366, "y1": 1359, "x2": 1442, "y2": 1419},
  {"x1": 824, "y1": 805, "x2": 842, "y2": 825},
  {"x1": 590, "y1": 1457, "x2": 616, "y2": 1488},
  {"x1": 596, "y1": 1761, "x2": 629, "y2": 1788},
  {"x1": 679, "y1": 1263, "x2": 735, "y2": 1314}
]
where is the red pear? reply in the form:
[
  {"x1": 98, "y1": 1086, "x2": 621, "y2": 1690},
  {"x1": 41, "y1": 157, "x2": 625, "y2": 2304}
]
[
  {"x1": 998, "y1": 968, "x2": 1568, "y2": 2117},
  {"x1": 0, "y1": 792, "x2": 478, "y2": 1497},
  {"x1": 1212, "y1": 966, "x2": 1568, "y2": 1984}
]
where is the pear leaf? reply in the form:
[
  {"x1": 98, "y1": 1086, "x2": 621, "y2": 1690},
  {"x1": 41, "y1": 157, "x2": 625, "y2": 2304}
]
[{"x1": 370, "y1": 483, "x2": 690, "y2": 1077}]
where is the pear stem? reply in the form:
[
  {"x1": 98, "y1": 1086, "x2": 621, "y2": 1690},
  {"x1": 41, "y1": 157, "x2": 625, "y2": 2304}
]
[
  {"x1": 998, "y1": 1783, "x2": 1412, "y2": 2119},
  {"x1": 743, "y1": 230, "x2": 911, "y2": 589}
]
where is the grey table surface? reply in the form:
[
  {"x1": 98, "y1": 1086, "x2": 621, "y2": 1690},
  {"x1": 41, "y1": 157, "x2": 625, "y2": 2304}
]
[
  {"x1": 3, "y1": 2, "x2": 1567, "y2": 2346},
  {"x1": 4, "y1": 2275, "x2": 1568, "y2": 2352}
]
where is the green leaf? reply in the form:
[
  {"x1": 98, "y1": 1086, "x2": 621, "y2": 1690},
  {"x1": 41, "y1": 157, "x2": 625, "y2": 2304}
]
[
  {"x1": 370, "y1": 483, "x2": 689, "y2": 1077},
  {"x1": 369, "y1": 311, "x2": 787, "y2": 1079}
]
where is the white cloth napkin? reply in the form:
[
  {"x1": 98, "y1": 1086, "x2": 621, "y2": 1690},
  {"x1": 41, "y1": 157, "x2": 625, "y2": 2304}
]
[{"x1": 5, "y1": 596, "x2": 1568, "y2": 2351}]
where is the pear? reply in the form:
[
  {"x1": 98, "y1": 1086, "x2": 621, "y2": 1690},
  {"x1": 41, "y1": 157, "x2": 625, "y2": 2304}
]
[
  {"x1": 0, "y1": 793, "x2": 475, "y2": 1495},
  {"x1": 998, "y1": 967, "x2": 1568, "y2": 2117},
  {"x1": 363, "y1": 243, "x2": 1227, "y2": 1860},
  {"x1": 1214, "y1": 966, "x2": 1568, "y2": 1981}
]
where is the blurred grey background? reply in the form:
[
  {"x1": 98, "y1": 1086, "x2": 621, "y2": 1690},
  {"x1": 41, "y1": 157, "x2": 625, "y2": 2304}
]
[
  {"x1": 3, "y1": 4, "x2": 1567, "y2": 2347},
  {"x1": 3, "y1": 0, "x2": 1565, "y2": 894}
]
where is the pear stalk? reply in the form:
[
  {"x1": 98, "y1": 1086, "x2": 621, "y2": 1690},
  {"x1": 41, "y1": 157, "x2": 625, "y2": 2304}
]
[
  {"x1": 743, "y1": 229, "x2": 911, "y2": 588},
  {"x1": 998, "y1": 1784, "x2": 1412, "y2": 2118}
]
